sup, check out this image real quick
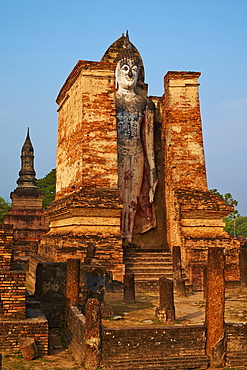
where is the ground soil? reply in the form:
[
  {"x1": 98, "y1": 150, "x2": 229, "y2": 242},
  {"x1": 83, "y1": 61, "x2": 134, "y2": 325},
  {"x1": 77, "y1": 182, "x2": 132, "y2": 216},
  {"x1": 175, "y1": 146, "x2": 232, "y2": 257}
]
[
  {"x1": 2, "y1": 286, "x2": 247, "y2": 369},
  {"x1": 102, "y1": 286, "x2": 247, "y2": 328}
]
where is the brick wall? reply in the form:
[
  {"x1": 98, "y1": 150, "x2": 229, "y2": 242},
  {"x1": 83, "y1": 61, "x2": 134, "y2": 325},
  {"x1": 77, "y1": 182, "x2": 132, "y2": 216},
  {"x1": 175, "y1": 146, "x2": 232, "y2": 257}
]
[
  {"x1": 0, "y1": 270, "x2": 26, "y2": 320},
  {"x1": 102, "y1": 326, "x2": 209, "y2": 369},
  {"x1": 0, "y1": 224, "x2": 13, "y2": 270},
  {"x1": 65, "y1": 305, "x2": 86, "y2": 364},
  {"x1": 64, "y1": 303, "x2": 209, "y2": 369},
  {"x1": 33, "y1": 227, "x2": 124, "y2": 282},
  {"x1": 63, "y1": 305, "x2": 247, "y2": 369},
  {"x1": 185, "y1": 238, "x2": 240, "y2": 289},
  {"x1": 0, "y1": 316, "x2": 48, "y2": 356},
  {"x1": 225, "y1": 323, "x2": 247, "y2": 367}
]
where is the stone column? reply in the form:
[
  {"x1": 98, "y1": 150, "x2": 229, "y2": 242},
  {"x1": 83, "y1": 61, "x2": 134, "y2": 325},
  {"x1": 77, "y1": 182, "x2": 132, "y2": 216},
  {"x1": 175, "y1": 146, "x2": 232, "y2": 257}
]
[
  {"x1": 239, "y1": 248, "x2": 247, "y2": 286},
  {"x1": 203, "y1": 265, "x2": 207, "y2": 300},
  {"x1": 66, "y1": 258, "x2": 80, "y2": 307},
  {"x1": 172, "y1": 246, "x2": 182, "y2": 280},
  {"x1": 156, "y1": 277, "x2": 175, "y2": 322},
  {"x1": 205, "y1": 247, "x2": 225, "y2": 367},
  {"x1": 172, "y1": 246, "x2": 186, "y2": 296},
  {"x1": 124, "y1": 273, "x2": 135, "y2": 303},
  {"x1": 85, "y1": 298, "x2": 101, "y2": 370}
]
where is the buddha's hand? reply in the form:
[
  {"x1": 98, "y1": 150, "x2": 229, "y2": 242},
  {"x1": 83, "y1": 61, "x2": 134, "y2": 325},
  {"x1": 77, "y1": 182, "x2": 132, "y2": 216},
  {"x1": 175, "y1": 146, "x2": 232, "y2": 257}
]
[{"x1": 149, "y1": 169, "x2": 158, "y2": 203}]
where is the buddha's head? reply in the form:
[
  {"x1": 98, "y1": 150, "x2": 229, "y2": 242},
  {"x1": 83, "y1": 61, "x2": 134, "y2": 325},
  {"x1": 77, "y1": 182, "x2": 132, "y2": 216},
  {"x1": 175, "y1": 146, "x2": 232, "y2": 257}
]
[{"x1": 115, "y1": 46, "x2": 141, "y2": 91}]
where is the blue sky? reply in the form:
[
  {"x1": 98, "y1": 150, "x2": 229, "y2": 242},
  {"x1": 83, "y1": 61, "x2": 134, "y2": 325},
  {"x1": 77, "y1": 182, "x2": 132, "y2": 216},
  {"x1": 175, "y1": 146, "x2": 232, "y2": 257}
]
[{"x1": 1, "y1": 0, "x2": 247, "y2": 214}]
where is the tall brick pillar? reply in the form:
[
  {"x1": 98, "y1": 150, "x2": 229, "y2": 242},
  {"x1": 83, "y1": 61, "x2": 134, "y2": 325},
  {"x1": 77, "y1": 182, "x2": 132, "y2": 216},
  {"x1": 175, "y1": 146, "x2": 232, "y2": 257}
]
[
  {"x1": 163, "y1": 71, "x2": 207, "y2": 251},
  {"x1": 66, "y1": 258, "x2": 80, "y2": 308},
  {"x1": 162, "y1": 71, "x2": 239, "y2": 289},
  {"x1": 85, "y1": 298, "x2": 102, "y2": 370},
  {"x1": 205, "y1": 247, "x2": 225, "y2": 367}
]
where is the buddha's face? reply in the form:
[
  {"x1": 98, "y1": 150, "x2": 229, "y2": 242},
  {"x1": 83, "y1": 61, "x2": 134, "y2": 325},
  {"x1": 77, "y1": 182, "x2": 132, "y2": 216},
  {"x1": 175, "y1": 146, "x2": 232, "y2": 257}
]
[{"x1": 116, "y1": 59, "x2": 139, "y2": 91}]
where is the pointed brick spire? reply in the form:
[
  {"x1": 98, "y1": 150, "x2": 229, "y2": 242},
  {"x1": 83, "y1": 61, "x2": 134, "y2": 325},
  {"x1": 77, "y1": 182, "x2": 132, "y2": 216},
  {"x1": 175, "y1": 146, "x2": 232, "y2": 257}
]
[{"x1": 17, "y1": 128, "x2": 37, "y2": 188}]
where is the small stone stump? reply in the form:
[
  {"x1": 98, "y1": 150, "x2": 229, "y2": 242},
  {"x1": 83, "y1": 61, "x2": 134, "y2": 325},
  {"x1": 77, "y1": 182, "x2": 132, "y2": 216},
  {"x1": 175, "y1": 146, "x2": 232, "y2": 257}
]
[
  {"x1": 19, "y1": 337, "x2": 38, "y2": 360},
  {"x1": 172, "y1": 245, "x2": 182, "y2": 280},
  {"x1": 101, "y1": 301, "x2": 114, "y2": 318},
  {"x1": 124, "y1": 273, "x2": 135, "y2": 303},
  {"x1": 175, "y1": 278, "x2": 186, "y2": 296},
  {"x1": 85, "y1": 298, "x2": 101, "y2": 370},
  {"x1": 156, "y1": 277, "x2": 175, "y2": 322}
]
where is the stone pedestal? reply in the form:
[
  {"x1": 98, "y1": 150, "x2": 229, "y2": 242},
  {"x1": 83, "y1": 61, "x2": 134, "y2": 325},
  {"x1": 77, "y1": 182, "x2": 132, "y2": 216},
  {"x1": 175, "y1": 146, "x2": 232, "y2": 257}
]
[
  {"x1": 175, "y1": 278, "x2": 186, "y2": 296},
  {"x1": 156, "y1": 277, "x2": 175, "y2": 322},
  {"x1": 124, "y1": 273, "x2": 135, "y2": 303}
]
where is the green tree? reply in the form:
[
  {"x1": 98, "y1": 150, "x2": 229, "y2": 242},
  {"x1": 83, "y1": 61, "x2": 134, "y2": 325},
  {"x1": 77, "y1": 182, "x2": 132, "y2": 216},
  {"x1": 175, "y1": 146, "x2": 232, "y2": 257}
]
[
  {"x1": 0, "y1": 197, "x2": 11, "y2": 223},
  {"x1": 209, "y1": 189, "x2": 238, "y2": 208},
  {"x1": 209, "y1": 188, "x2": 224, "y2": 201},
  {"x1": 209, "y1": 189, "x2": 245, "y2": 238},
  {"x1": 224, "y1": 216, "x2": 247, "y2": 238},
  {"x1": 37, "y1": 169, "x2": 56, "y2": 208}
]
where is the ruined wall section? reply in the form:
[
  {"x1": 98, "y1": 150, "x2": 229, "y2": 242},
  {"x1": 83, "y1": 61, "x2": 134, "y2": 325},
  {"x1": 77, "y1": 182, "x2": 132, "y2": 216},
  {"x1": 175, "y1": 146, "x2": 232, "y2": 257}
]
[
  {"x1": 0, "y1": 271, "x2": 26, "y2": 320},
  {"x1": 0, "y1": 224, "x2": 13, "y2": 269},
  {"x1": 0, "y1": 318, "x2": 48, "y2": 355},
  {"x1": 56, "y1": 61, "x2": 118, "y2": 198},
  {"x1": 4, "y1": 189, "x2": 49, "y2": 257},
  {"x1": 102, "y1": 326, "x2": 208, "y2": 369}
]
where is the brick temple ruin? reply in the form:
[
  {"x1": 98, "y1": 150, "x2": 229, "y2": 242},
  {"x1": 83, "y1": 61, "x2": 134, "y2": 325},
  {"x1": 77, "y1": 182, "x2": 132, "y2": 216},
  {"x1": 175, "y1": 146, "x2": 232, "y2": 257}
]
[
  {"x1": 27, "y1": 32, "x2": 240, "y2": 292},
  {"x1": 1, "y1": 33, "x2": 246, "y2": 369}
]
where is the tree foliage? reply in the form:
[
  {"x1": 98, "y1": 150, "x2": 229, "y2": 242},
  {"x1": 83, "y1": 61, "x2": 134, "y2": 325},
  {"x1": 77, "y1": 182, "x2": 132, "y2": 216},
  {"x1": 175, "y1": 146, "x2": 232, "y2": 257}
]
[
  {"x1": 224, "y1": 216, "x2": 247, "y2": 238},
  {"x1": 0, "y1": 197, "x2": 11, "y2": 223},
  {"x1": 209, "y1": 189, "x2": 238, "y2": 208},
  {"x1": 209, "y1": 189, "x2": 247, "y2": 238},
  {"x1": 37, "y1": 169, "x2": 56, "y2": 208}
]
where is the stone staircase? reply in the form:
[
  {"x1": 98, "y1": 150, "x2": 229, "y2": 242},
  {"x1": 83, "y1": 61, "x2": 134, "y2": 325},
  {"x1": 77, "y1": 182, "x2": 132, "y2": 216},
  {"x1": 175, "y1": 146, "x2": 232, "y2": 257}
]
[{"x1": 123, "y1": 248, "x2": 174, "y2": 290}]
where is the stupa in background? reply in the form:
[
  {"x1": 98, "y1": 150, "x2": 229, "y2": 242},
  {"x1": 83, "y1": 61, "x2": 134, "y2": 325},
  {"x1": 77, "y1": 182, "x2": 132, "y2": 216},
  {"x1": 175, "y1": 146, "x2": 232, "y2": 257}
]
[{"x1": 4, "y1": 129, "x2": 49, "y2": 260}]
